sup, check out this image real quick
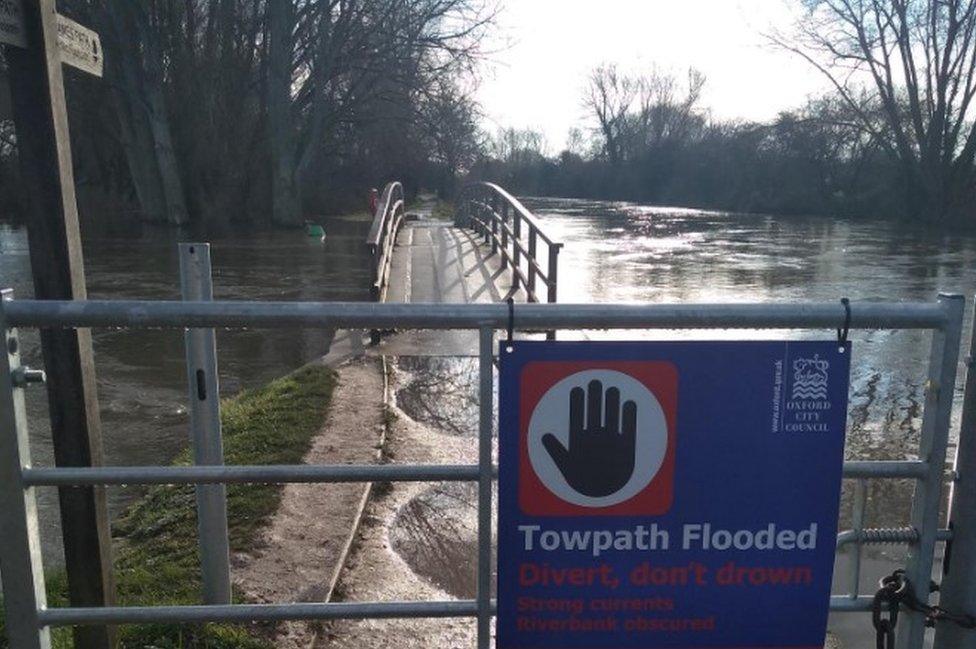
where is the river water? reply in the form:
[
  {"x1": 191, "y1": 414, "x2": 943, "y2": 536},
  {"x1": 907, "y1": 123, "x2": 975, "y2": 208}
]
[
  {"x1": 0, "y1": 216, "x2": 373, "y2": 566},
  {"x1": 2, "y1": 197, "x2": 975, "y2": 645}
]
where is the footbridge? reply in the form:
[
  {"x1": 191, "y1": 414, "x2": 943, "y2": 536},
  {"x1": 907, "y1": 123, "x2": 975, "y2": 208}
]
[
  {"x1": 357, "y1": 181, "x2": 562, "y2": 353},
  {"x1": 367, "y1": 182, "x2": 561, "y2": 307}
]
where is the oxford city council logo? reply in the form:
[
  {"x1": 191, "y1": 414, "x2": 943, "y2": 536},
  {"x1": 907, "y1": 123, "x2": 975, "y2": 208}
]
[
  {"x1": 518, "y1": 361, "x2": 677, "y2": 516},
  {"x1": 791, "y1": 355, "x2": 829, "y2": 401}
]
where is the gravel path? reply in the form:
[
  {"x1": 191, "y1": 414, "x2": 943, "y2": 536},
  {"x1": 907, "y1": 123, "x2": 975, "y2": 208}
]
[{"x1": 234, "y1": 357, "x2": 386, "y2": 649}]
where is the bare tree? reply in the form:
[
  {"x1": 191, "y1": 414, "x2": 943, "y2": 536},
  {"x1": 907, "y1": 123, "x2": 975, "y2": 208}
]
[
  {"x1": 490, "y1": 127, "x2": 548, "y2": 165},
  {"x1": 265, "y1": 0, "x2": 495, "y2": 225},
  {"x1": 419, "y1": 78, "x2": 483, "y2": 184},
  {"x1": 773, "y1": 0, "x2": 976, "y2": 220},
  {"x1": 635, "y1": 68, "x2": 706, "y2": 145},
  {"x1": 624, "y1": 67, "x2": 707, "y2": 157},
  {"x1": 583, "y1": 63, "x2": 637, "y2": 166}
]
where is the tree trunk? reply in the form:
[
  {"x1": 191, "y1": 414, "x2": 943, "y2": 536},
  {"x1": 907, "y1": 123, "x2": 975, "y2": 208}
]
[
  {"x1": 104, "y1": 1, "x2": 188, "y2": 225},
  {"x1": 267, "y1": 0, "x2": 302, "y2": 227}
]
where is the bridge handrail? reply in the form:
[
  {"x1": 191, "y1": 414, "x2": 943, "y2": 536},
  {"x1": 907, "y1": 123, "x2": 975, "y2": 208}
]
[
  {"x1": 456, "y1": 182, "x2": 563, "y2": 305},
  {"x1": 477, "y1": 182, "x2": 557, "y2": 246},
  {"x1": 365, "y1": 181, "x2": 405, "y2": 302}
]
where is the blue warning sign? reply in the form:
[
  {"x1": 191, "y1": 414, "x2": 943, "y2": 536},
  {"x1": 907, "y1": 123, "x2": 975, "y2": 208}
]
[{"x1": 497, "y1": 340, "x2": 851, "y2": 649}]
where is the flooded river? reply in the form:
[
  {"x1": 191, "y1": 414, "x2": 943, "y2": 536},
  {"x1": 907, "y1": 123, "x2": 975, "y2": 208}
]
[
  {"x1": 3, "y1": 197, "x2": 976, "y2": 646},
  {"x1": 0, "y1": 216, "x2": 373, "y2": 566}
]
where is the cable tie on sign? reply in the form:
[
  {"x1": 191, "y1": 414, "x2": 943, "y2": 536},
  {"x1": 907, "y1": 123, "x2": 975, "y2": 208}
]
[{"x1": 837, "y1": 297, "x2": 851, "y2": 347}]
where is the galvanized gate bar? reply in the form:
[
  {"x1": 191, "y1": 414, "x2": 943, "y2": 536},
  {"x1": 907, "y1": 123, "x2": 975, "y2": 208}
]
[
  {"x1": 20, "y1": 458, "x2": 929, "y2": 486},
  {"x1": 38, "y1": 600, "x2": 488, "y2": 625},
  {"x1": 27, "y1": 597, "x2": 900, "y2": 625},
  {"x1": 0, "y1": 292, "x2": 52, "y2": 649},
  {"x1": 1, "y1": 299, "x2": 950, "y2": 330},
  {"x1": 22, "y1": 463, "x2": 486, "y2": 485},
  {"x1": 897, "y1": 294, "x2": 965, "y2": 649},
  {"x1": 0, "y1": 296, "x2": 967, "y2": 649},
  {"x1": 178, "y1": 243, "x2": 232, "y2": 605},
  {"x1": 477, "y1": 327, "x2": 494, "y2": 649}
]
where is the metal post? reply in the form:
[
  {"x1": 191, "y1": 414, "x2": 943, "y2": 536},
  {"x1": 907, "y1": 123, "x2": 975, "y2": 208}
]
[
  {"x1": 0, "y1": 290, "x2": 52, "y2": 649},
  {"x1": 485, "y1": 194, "x2": 494, "y2": 243},
  {"x1": 5, "y1": 3, "x2": 116, "y2": 644},
  {"x1": 528, "y1": 229, "x2": 538, "y2": 301},
  {"x1": 934, "y1": 298, "x2": 976, "y2": 649},
  {"x1": 897, "y1": 293, "x2": 965, "y2": 649},
  {"x1": 500, "y1": 203, "x2": 509, "y2": 270},
  {"x1": 546, "y1": 244, "x2": 561, "y2": 340},
  {"x1": 546, "y1": 244, "x2": 560, "y2": 304},
  {"x1": 512, "y1": 210, "x2": 522, "y2": 283},
  {"x1": 179, "y1": 244, "x2": 232, "y2": 605},
  {"x1": 477, "y1": 327, "x2": 494, "y2": 649},
  {"x1": 849, "y1": 479, "x2": 867, "y2": 599},
  {"x1": 491, "y1": 207, "x2": 499, "y2": 255},
  {"x1": 512, "y1": 209, "x2": 522, "y2": 288}
]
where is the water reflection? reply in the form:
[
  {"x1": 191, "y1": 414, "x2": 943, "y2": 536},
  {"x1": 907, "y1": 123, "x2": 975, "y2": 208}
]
[
  {"x1": 395, "y1": 356, "x2": 479, "y2": 437},
  {"x1": 390, "y1": 482, "x2": 484, "y2": 599}
]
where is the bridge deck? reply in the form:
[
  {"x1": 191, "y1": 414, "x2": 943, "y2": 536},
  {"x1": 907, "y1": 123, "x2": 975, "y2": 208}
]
[
  {"x1": 386, "y1": 221, "x2": 519, "y2": 304},
  {"x1": 377, "y1": 218, "x2": 523, "y2": 356}
]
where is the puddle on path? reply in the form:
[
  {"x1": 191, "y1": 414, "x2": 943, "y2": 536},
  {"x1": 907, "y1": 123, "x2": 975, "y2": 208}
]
[
  {"x1": 394, "y1": 356, "x2": 479, "y2": 437},
  {"x1": 388, "y1": 356, "x2": 495, "y2": 598},
  {"x1": 390, "y1": 482, "x2": 497, "y2": 599}
]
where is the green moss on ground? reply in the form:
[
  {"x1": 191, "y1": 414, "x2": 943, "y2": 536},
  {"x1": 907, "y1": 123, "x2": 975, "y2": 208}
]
[{"x1": 0, "y1": 364, "x2": 337, "y2": 649}]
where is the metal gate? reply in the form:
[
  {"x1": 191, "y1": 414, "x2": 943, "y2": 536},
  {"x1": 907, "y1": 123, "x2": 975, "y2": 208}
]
[{"x1": 2, "y1": 293, "x2": 975, "y2": 649}]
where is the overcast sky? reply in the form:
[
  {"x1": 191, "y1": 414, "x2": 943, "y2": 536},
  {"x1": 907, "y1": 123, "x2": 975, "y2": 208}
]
[{"x1": 475, "y1": 0, "x2": 831, "y2": 150}]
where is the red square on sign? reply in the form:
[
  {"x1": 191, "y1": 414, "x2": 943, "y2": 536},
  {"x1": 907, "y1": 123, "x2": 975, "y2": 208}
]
[{"x1": 518, "y1": 360, "x2": 677, "y2": 516}]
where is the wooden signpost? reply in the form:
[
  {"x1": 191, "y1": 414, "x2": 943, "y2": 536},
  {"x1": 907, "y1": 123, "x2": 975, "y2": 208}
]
[
  {"x1": 3, "y1": 1, "x2": 114, "y2": 647},
  {"x1": 1, "y1": 0, "x2": 103, "y2": 76}
]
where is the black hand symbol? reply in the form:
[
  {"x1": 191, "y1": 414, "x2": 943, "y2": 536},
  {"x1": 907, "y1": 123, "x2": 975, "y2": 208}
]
[{"x1": 542, "y1": 380, "x2": 637, "y2": 498}]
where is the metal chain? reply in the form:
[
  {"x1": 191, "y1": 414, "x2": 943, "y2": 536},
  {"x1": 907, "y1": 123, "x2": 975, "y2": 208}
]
[
  {"x1": 872, "y1": 571, "x2": 904, "y2": 649},
  {"x1": 872, "y1": 570, "x2": 976, "y2": 649}
]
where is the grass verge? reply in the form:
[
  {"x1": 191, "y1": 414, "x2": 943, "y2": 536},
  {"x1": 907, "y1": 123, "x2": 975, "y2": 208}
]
[
  {"x1": 1, "y1": 363, "x2": 338, "y2": 648},
  {"x1": 429, "y1": 200, "x2": 454, "y2": 221}
]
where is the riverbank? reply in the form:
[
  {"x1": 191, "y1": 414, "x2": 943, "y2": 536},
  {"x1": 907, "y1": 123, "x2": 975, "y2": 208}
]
[{"x1": 1, "y1": 362, "x2": 338, "y2": 649}]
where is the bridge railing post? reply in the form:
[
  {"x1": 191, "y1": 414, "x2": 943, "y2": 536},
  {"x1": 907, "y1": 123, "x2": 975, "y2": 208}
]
[
  {"x1": 476, "y1": 326, "x2": 494, "y2": 649},
  {"x1": 500, "y1": 201, "x2": 509, "y2": 270},
  {"x1": 512, "y1": 209, "x2": 522, "y2": 289},
  {"x1": 528, "y1": 229, "x2": 538, "y2": 300},
  {"x1": 481, "y1": 197, "x2": 498, "y2": 243},
  {"x1": 491, "y1": 207, "x2": 499, "y2": 255},
  {"x1": 546, "y1": 243, "x2": 561, "y2": 340},
  {"x1": 486, "y1": 192, "x2": 495, "y2": 243}
]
